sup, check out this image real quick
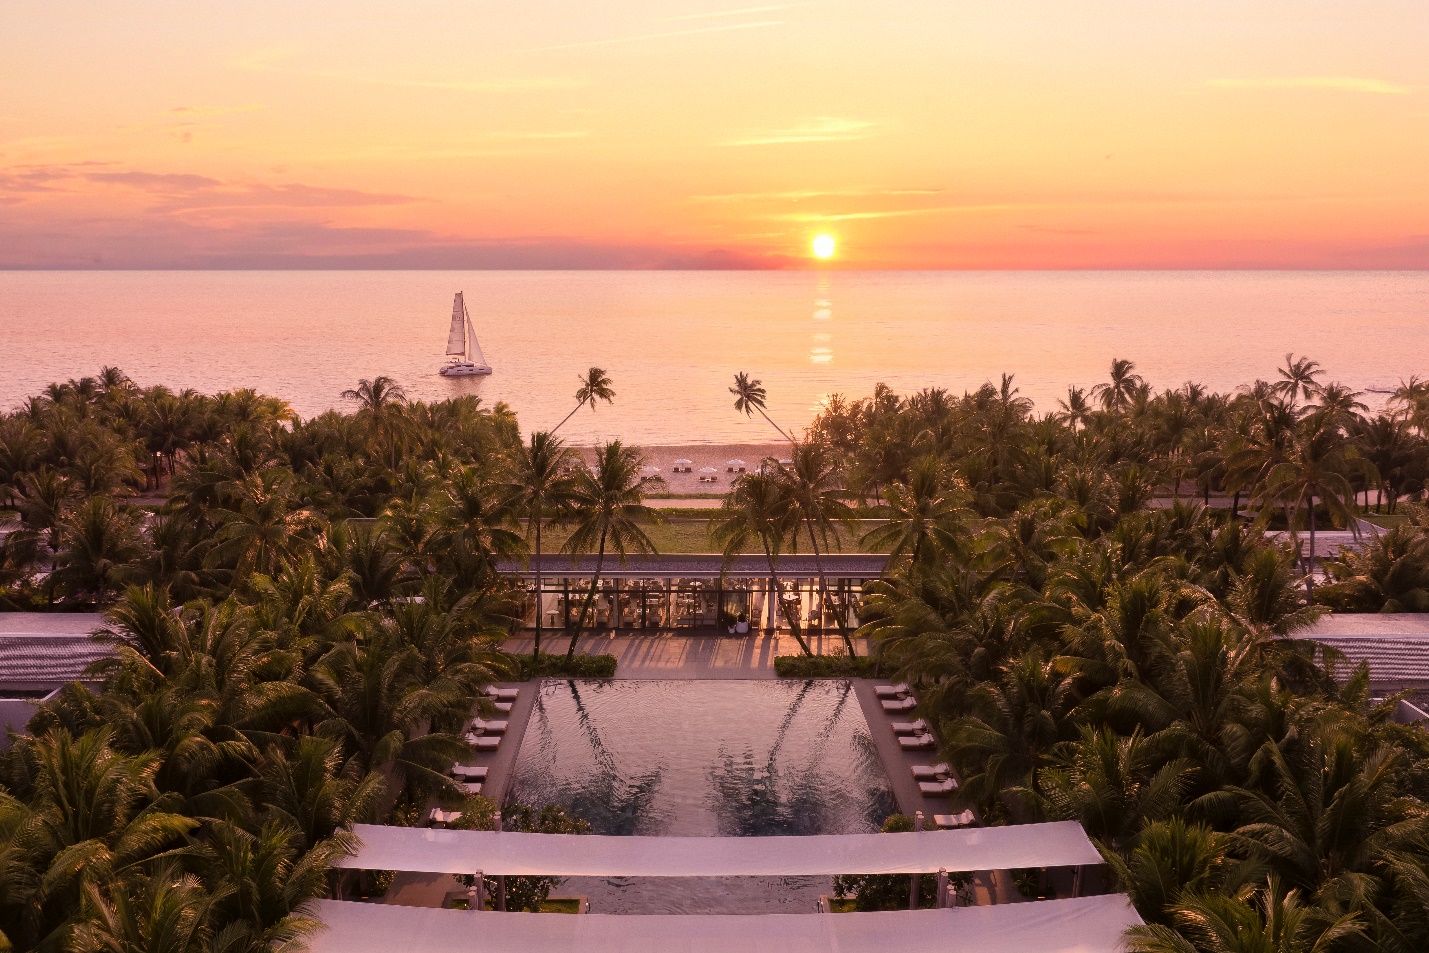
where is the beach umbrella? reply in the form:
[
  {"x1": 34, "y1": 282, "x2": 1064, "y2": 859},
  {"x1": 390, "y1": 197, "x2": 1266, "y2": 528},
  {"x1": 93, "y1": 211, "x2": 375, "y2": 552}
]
[
  {"x1": 777, "y1": 458, "x2": 793, "y2": 466},
  {"x1": 726, "y1": 459, "x2": 745, "y2": 467},
  {"x1": 699, "y1": 466, "x2": 718, "y2": 474},
  {"x1": 639, "y1": 466, "x2": 660, "y2": 474}
]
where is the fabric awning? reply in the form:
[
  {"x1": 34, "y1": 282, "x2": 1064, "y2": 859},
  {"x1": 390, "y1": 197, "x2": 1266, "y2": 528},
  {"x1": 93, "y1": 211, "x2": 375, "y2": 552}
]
[
  {"x1": 307, "y1": 894, "x2": 1142, "y2": 953},
  {"x1": 336, "y1": 821, "x2": 1104, "y2": 876}
]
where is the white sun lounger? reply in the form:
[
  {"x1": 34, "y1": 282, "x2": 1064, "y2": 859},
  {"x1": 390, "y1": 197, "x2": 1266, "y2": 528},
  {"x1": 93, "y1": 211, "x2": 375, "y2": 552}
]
[
  {"x1": 919, "y1": 778, "x2": 959, "y2": 796},
  {"x1": 467, "y1": 719, "x2": 508, "y2": 735},
  {"x1": 911, "y1": 763, "x2": 951, "y2": 780},
  {"x1": 882, "y1": 697, "x2": 916, "y2": 712},
  {"x1": 468, "y1": 736, "x2": 500, "y2": 751},
  {"x1": 483, "y1": 688, "x2": 520, "y2": 701},
  {"x1": 451, "y1": 764, "x2": 488, "y2": 781},
  {"x1": 898, "y1": 732, "x2": 936, "y2": 750},
  {"x1": 429, "y1": 808, "x2": 463, "y2": 827},
  {"x1": 934, "y1": 810, "x2": 976, "y2": 829},
  {"x1": 461, "y1": 781, "x2": 483, "y2": 796},
  {"x1": 493, "y1": 702, "x2": 513, "y2": 714},
  {"x1": 874, "y1": 683, "x2": 910, "y2": 698},
  {"x1": 891, "y1": 719, "x2": 929, "y2": 735}
]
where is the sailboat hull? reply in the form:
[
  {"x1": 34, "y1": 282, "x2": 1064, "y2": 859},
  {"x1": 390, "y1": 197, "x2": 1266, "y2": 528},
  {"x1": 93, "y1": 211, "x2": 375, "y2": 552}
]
[{"x1": 439, "y1": 361, "x2": 492, "y2": 377}]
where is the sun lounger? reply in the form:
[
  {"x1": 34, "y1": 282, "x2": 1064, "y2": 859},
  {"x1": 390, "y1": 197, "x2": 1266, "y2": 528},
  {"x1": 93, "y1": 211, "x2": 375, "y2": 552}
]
[
  {"x1": 429, "y1": 808, "x2": 463, "y2": 827},
  {"x1": 461, "y1": 782, "x2": 483, "y2": 796},
  {"x1": 451, "y1": 764, "x2": 488, "y2": 781},
  {"x1": 898, "y1": 732, "x2": 936, "y2": 749},
  {"x1": 911, "y1": 763, "x2": 951, "y2": 780},
  {"x1": 482, "y1": 688, "x2": 520, "y2": 701},
  {"x1": 891, "y1": 719, "x2": 929, "y2": 735},
  {"x1": 882, "y1": 697, "x2": 916, "y2": 712},
  {"x1": 934, "y1": 810, "x2": 976, "y2": 829},
  {"x1": 468, "y1": 736, "x2": 500, "y2": 751},
  {"x1": 874, "y1": 683, "x2": 910, "y2": 698},
  {"x1": 467, "y1": 719, "x2": 508, "y2": 735},
  {"x1": 493, "y1": 702, "x2": 513, "y2": 714},
  {"x1": 919, "y1": 778, "x2": 959, "y2": 796}
]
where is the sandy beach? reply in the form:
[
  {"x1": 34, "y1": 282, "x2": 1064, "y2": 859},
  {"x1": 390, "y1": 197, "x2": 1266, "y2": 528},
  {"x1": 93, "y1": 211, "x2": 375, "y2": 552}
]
[{"x1": 575, "y1": 443, "x2": 786, "y2": 496}]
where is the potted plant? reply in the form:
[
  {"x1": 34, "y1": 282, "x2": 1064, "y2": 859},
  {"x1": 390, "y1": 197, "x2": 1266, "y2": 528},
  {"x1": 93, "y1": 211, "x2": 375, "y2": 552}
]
[{"x1": 735, "y1": 612, "x2": 750, "y2": 635}]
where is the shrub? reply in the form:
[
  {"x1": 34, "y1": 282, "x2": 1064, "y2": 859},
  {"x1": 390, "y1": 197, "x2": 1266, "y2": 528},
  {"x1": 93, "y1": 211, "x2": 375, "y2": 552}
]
[
  {"x1": 773, "y1": 654, "x2": 880, "y2": 678},
  {"x1": 512, "y1": 652, "x2": 618, "y2": 678}
]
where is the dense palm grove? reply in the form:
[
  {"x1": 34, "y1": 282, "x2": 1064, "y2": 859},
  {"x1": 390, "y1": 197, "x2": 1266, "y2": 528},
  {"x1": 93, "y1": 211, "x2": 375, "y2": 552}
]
[
  {"x1": 3, "y1": 357, "x2": 1429, "y2": 951},
  {"x1": 796, "y1": 359, "x2": 1429, "y2": 952},
  {"x1": 0, "y1": 369, "x2": 642, "y2": 951}
]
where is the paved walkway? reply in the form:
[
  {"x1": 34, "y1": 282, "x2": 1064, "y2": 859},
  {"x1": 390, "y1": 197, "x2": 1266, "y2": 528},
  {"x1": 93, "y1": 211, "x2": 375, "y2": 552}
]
[{"x1": 501, "y1": 633, "x2": 870, "y2": 679}]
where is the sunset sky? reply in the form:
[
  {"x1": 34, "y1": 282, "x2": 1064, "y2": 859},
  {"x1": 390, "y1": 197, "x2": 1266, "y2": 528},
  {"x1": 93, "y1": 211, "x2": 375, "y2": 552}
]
[{"x1": 3, "y1": 1, "x2": 1428, "y2": 269}]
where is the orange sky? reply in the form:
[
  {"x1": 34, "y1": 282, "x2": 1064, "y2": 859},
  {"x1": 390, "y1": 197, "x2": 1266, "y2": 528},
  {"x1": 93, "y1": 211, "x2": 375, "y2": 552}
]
[{"x1": 2, "y1": 1, "x2": 1428, "y2": 269}]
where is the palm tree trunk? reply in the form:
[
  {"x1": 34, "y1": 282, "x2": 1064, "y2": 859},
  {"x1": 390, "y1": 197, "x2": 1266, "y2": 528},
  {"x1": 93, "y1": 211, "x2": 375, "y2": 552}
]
[
  {"x1": 805, "y1": 520, "x2": 856, "y2": 657},
  {"x1": 760, "y1": 408, "x2": 794, "y2": 444},
  {"x1": 532, "y1": 506, "x2": 543, "y2": 662},
  {"x1": 567, "y1": 529, "x2": 607, "y2": 659},
  {"x1": 1306, "y1": 490, "x2": 1317, "y2": 596},
  {"x1": 762, "y1": 538, "x2": 811, "y2": 656},
  {"x1": 551, "y1": 403, "x2": 581, "y2": 435}
]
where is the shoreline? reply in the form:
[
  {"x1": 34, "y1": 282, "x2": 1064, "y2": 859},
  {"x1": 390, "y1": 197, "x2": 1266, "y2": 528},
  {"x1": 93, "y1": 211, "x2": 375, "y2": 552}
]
[{"x1": 579, "y1": 443, "x2": 788, "y2": 494}]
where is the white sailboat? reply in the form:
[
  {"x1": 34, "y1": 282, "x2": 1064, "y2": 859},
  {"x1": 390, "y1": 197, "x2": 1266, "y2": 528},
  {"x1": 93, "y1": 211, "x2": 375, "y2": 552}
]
[{"x1": 438, "y1": 291, "x2": 492, "y2": 377}]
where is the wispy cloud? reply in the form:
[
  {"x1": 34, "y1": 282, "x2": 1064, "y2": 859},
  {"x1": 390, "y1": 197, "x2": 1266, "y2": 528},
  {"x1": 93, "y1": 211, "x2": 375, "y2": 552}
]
[
  {"x1": 723, "y1": 117, "x2": 877, "y2": 146},
  {"x1": 661, "y1": 4, "x2": 803, "y2": 21},
  {"x1": 1207, "y1": 76, "x2": 1410, "y2": 95},
  {"x1": 0, "y1": 164, "x2": 420, "y2": 211},
  {"x1": 692, "y1": 187, "x2": 942, "y2": 202},
  {"x1": 774, "y1": 204, "x2": 1021, "y2": 222},
  {"x1": 231, "y1": 49, "x2": 583, "y2": 93},
  {"x1": 507, "y1": 19, "x2": 781, "y2": 55}
]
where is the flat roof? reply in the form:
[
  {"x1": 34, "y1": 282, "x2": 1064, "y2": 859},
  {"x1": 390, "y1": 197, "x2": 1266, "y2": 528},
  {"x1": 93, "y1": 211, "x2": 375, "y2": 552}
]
[
  {"x1": 497, "y1": 553, "x2": 888, "y2": 579},
  {"x1": 0, "y1": 613, "x2": 110, "y2": 689},
  {"x1": 338, "y1": 821, "x2": 1102, "y2": 877},
  {"x1": 1298, "y1": 613, "x2": 1429, "y2": 691},
  {"x1": 307, "y1": 895, "x2": 1143, "y2": 953}
]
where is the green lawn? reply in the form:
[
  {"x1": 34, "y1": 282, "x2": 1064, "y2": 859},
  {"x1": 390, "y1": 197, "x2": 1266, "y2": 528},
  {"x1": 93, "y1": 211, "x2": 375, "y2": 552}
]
[
  {"x1": 534, "y1": 519, "x2": 890, "y2": 554},
  {"x1": 1360, "y1": 513, "x2": 1409, "y2": 529}
]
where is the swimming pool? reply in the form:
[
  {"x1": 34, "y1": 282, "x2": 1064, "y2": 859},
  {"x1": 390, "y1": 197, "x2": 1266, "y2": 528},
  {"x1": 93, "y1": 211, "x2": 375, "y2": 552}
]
[{"x1": 504, "y1": 679, "x2": 897, "y2": 913}]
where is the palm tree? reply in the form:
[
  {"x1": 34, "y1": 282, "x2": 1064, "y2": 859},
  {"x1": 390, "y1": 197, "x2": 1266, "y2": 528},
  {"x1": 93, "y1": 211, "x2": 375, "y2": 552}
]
[
  {"x1": 1057, "y1": 386, "x2": 1092, "y2": 432},
  {"x1": 1259, "y1": 419, "x2": 1372, "y2": 593},
  {"x1": 730, "y1": 371, "x2": 794, "y2": 442},
  {"x1": 50, "y1": 496, "x2": 146, "y2": 604},
  {"x1": 711, "y1": 470, "x2": 810, "y2": 655},
  {"x1": 562, "y1": 441, "x2": 664, "y2": 658},
  {"x1": 861, "y1": 454, "x2": 969, "y2": 568},
  {"x1": 340, "y1": 376, "x2": 408, "y2": 469},
  {"x1": 551, "y1": 367, "x2": 615, "y2": 434},
  {"x1": 514, "y1": 431, "x2": 574, "y2": 660},
  {"x1": 1274, "y1": 353, "x2": 1324, "y2": 409},
  {"x1": 781, "y1": 442, "x2": 859, "y2": 655},
  {"x1": 1092, "y1": 358, "x2": 1146, "y2": 413}
]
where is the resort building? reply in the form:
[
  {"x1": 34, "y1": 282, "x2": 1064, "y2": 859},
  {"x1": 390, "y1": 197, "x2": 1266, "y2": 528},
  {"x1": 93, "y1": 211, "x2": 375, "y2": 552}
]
[
  {"x1": 499, "y1": 553, "x2": 888, "y2": 632},
  {"x1": 0, "y1": 613, "x2": 107, "y2": 744}
]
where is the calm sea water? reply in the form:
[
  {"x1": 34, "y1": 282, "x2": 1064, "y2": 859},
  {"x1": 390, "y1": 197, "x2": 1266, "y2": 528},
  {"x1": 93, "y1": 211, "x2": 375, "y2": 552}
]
[
  {"x1": 504, "y1": 679, "x2": 895, "y2": 913},
  {"x1": 3, "y1": 270, "x2": 1426, "y2": 444}
]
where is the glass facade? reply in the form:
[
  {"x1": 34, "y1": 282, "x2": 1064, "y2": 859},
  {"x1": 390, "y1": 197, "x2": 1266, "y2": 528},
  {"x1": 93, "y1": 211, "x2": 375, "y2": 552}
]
[{"x1": 515, "y1": 576, "x2": 869, "y2": 632}]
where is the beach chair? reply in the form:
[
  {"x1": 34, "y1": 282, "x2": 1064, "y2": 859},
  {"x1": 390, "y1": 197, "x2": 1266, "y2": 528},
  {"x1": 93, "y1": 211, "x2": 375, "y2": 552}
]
[
  {"x1": 874, "y1": 683, "x2": 910, "y2": 698},
  {"x1": 898, "y1": 732, "x2": 936, "y2": 750},
  {"x1": 468, "y1": 718, "x2": 508, "y2": 735},
  {"x1": 451, "y1": 764, "x2": 487, "y2": 781},
  {"x1": 911, "y1": 763, "x2": 951, "y2": 780},
  {"x1": 934, "y1": 810, "x2": 976, "y2": 829},
  {"x1": 891, "y1": 719, "x2": 929, "y2": 735},
  {"x1": 483, "y1": 688, "x2": 520, "y2": 701},
  {"x1": 461, "y1": 781, "x2": 483, "y2": 796},
  {"x1": 882, "y1": 697, "x2": 916, "y2": 712},
  {"x1": 469, "y1": 736, "x2": 500, "y2": 751},
  {"x1": 492, "y1": 702, "x2": 513, "y2": 714},
  {"x1": 429, "y1": 808, "x2": 463, "y2": 827},
  {"x1": 919, "y1": 777, "x2": 959, "y2": 796}
]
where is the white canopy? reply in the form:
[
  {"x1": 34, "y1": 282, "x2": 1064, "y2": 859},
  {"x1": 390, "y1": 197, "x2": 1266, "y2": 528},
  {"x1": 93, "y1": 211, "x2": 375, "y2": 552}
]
[
  {"x1": 336, "y1": 822, "x2": 1103, "y2": 876},
  {"x1": 307, "y1": 894, "x2": 1142, "y2": 953}
]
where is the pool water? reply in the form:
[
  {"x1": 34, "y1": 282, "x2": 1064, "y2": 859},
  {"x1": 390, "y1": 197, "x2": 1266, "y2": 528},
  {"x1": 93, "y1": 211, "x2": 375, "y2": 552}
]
[{"x1": 504, "y1": 679, "x2": 897, "y2": 913}]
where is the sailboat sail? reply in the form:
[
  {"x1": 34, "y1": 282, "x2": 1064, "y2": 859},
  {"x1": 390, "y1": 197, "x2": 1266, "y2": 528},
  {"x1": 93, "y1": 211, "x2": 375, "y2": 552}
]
[
  {"x1": 466, "y1": 310, "x2": 487, "y2": 366},
  {"x1": 445, "y1": 293, "x2": 467, "y2": 356}
]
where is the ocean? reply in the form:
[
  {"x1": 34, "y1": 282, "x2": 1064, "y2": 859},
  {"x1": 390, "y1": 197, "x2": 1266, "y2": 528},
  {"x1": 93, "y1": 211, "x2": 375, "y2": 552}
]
[{"x1": 2, "y1": 270, "x2": 1426, "y2": 444}]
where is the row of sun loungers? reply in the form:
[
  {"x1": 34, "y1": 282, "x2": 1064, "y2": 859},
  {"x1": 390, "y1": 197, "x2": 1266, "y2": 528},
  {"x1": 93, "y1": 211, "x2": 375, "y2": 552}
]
[
  {"x1": 878, "y1": 686, "x2": 976, "y2": 825},
  {"x1": 430, "y1": 688, "x2": 523, "y2": 827}
]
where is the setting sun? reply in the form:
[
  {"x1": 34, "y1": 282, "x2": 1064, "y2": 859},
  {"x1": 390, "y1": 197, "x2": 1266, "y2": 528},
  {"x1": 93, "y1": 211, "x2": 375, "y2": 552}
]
[{"x1": 812, "y1": 234, "x2": 837, "y2": 260}]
